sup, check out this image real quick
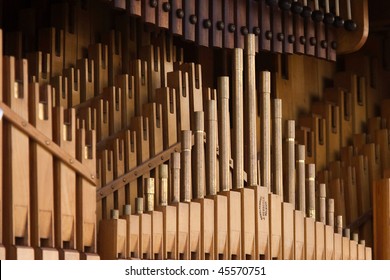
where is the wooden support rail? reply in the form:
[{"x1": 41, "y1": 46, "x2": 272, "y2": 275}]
[{"x1": 0, "y1": 101, "x2": 97, "y2": 186}]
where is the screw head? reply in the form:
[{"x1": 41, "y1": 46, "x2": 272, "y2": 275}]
[
  {"x1": 265, "y1": 31, "x2": 272, "y2": 40},
  {"x1": 291, "y1": 1, "x2": 303, "y2": 14},
  {"x1": 217, "y1": 21, "x2": 225, "y2": 30},
  {"x1": 345, "y1": 20, "x2": 357, "y2": 31},
  {"x1": 277, "y1": 33, "x2": 284, "y2": 41},
  {"x1": 149, "y1": 0, "x2": 157, "y2": 8},
  {"x1": 311, "y1": 10, "x2": 324, "y2": 22},
  {"x1": 228, "y1": 24, "x2": 236, "y2": 33},
  {"x1": 162, "y1": 2, "x2": 171, "y2": 12},
  {"x1": 203, "y1": 19, "x2": 212, "y2": 29},
  {"x1": 241, "y1": 26, "x2": 249, "y2": 35},
  {"x1": 176, "y1": 9, "x2": 184, "y2": 19},
  {"x1": 324, "y1": 13, "x2": 335, "y2": 25},
  {"x1": 301, "y1": 6, "x2": 312, "y2": 18},
  {"x1": 300, "y1": 36, "x2": 306, "y2": 45},
  {"x1": 333, "y1": 16, "x2": 344, "y2": 28},
  {"x1": 190, "y1": 15, "x2": 197, "y2": 24},
  {"x1": 321, "y1": 40, "x2": 328, "y2": 49},
  {"x1": 288, "y1": 35, "x2": 295, "y2": 44},
  {"x1": 310, "y1": 37, "x2": 317, "y2": 46},
  {"x1": 253, "y1": 27, "x2": 261, "y2": 36}
]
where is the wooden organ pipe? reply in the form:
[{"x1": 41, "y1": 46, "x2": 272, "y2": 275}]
[
  {"x1": 181, "y1": 131, "x2": 192, "y2": 202},
  {"x1": 273, "y1": 99, "x2": 283, "y2": 196},
  {"x1": 319, "y1": 183, "x2": 327, "y2": 224},
  {"x1": 297, "y1": 145, "x2": 306, "y2": 213},
  {"x1": 171, "y1": 153, "x2": 181, "y2": 204},
  {"x1": 218, "y1": 76, "x2": 231, "y2": 192},
  {"x1": 232, "y1": 48, "x2": 244, "y2": 190},
  {"x1": 245, "y1": 35, "x2": 258, "y2": 187},
  {"x1": 260, "y1": 71, "x2": 272, "y2": 192},
  {"x1": 306, "y1": 163, "x2": 316, "y2": 219},
  {"x1": 328, "y1": 199, "x2": 335, "y2": 227},
  {"x1": 206, "y1": 99, "x2": 218, "y2": 196},
  {"x1": 194, "y1": 112, "x2": 205, "y2": 199},
  {"x1": 284, "y1": 120, "x2": 296, "y2": 206}
]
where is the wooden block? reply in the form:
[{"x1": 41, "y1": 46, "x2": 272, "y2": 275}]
[
  {"x1": 270, "y1": 5, "x2": 283, "y2": 53},
  {"x1": 210, "y1": 0, "x2": 223, "y2": 48},
  {"x1": 293, "y1": 6, "x2": 305, "y2": 55},
  {"x1": 189, "y1": 201, "x2": 201, "y2": 260},
  {"x1": 81, "y1": 253, "x2": 100, "y2": 260},
  {"x1": 121, "y1": 210, "x2": 140, "y2": 259},
  {"x1": 350, "y1": 239, "x2": 358, "y2": 260},
  {"x1": 222, "y1": 0, "x2": 235, "y2": 49},
  {"x1": 282, "y1": 5, "x2": 294, "y2": 54},
  {"x1": 256, "y1": 186, "x2": 270, "y2": 259},
  {"x1": 157, "y1": 0, "x2": 169, "y2": 29},
  {"x1": 201, "y1": 198, "x2": 215, "y2": 260},
  {"x1": 304, "y1": 3, "x2": 316, "y2": 57},
  {"x1": 59, "y1": 249, "x2": 80, "y2": 260},
  {"x1": 53, "y1": 107, "x2": 77, "y2": 250},
  {"x1": 170, "y1": 0, "x2": 183, "y2": 36},
  {"x1": 35, "y1": 248, "x2": 59, "y2": 260},
  {"x1": 3, "y1": 57, "x2": 31, "y2": 249},
  {"x1": 373, "y1": 179, "x2": 390, "y2": 259},
  {"x1": 334, "y1": 233, "x2": 342, "y2": 260},
  {"x1": 183, "y1": 0, "x2": 196, "y2": 42},
  {"x1": 304, "y1": 217, "x2": 315, "y2": 260},
  {"x1": 329, "y1": 179, "x2": 346, "y2": 221},
  {"x1": 270, "y1": 194, "x2": 282, "y2": 260},
  {"x1": 167, "y1": 71, "x2": 190, "y2": 139},
  {"x1": 324, "y1": 88, "x2": 353, "y2": 148},
  {"x1": 282, "y1": 202, "x2": 294, "y2": 260},
  {"x1": 238, "y1": 188, "x2": 256, "y2": 260},
  {"x1": 325, "y1": 225, "x2": 334, "y2": 260},
  {"x1": 64, "y1": 67, "x2": 81, "y2": 107},
  {"x1": 196, "y1": 0, "x2": 210, "y2": 47},
  {"x1": 214, "y1": 194, "x2": 228, "y2": 260},
  {"x1": 99, "y1": 217, "x2": 127, "y2": 259},
  {"x1": 144, "y1": 44, "x2": 161, "y2": 102},
  {"x1": 294, "y1": 210, "x2": 305, "y2": 260},
  {"x1": 342, "y1": 236, "x2": 350, "y2": 260},
  {"x1": 26, "y1": 52, "x2": 50, "y2": 86},
  {"x1": 176, "y1": 202, "x2": 190, "y2": 260},
  {"x1": 105, "y1": 30, "x2": 122, "y2": 87},
  {"x1": 51, "y1": 75, "x2": 69, "y2": 108},
  {"x1": 76, "y1": 1, "x2": 92, "y2": 60},
  {"x1": 156, "y1": 205, "x2": 177, "y2": 260},
  {"x1": 151, "y1": 211, "x2": 163, "y2": 260},
  {"x1": 139, "y1": 212, "x2": 152, "y2": 259},
  {"x1": 7, "y1": 246, "x2": 35, "y2": 260},
  {"x1": 375, "y1": 129, "x2": 390, "y2": 175},
  {"x1": 365, "y1": 247, "x2": 372, "y2": 260},
  {"x1": 224, "y1": 191, "x2": 242, "y2": 260},
  {"x1": 358, "y1": 242, "x2": 365, "y2": 260},
  {"x1": 156, "y1": 87, "x2": 177, "y2": 148},
  {"x1": 88, "y1": 44, "x2": 108, "y2": 95},
  {"x1": 116, "y1": 74, "x2": 135, "y2": 128},
  {"x1": 76, "y1": 129, "x2": 97, "y2": 254},
  {"x1": 315, "y1": 222, "x2": 325, "y2": 260},
  {"x1": 259, "y1": 1, "x2": 271, "y2": 51},
  {"x1": 51, "y1": 1, "x2": 77, "y2": 68},
  {"x1": 0, "y1": 246, "x2": 5, "y2": 260},
  {"x1": 29, "y1": 84, "x2": 55, "y2": 251},
  {"x1": 38, "y1": 28, "x2": 64, "y2": 77}
]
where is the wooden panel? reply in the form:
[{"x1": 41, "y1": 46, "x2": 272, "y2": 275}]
[
  {"x1": 282, "y1": 202, "x2": 294, "y2": 259},
  {"x1": 98, "y1": 218, "x2": 126, "y2": 259},
  {"x1": 259, "y1": 1, "x2": 271, "y2": 51},
  {"x1": 256, "y1": 186, "x2": 270, "y2": 259},
  {"x1": 183, "y1": 0, "x2": 196, "y2": 42},
  {"x1": 214, "y1": 194, "x2": 228, "y2": 259},
  {"x1": 334, "y1": 233, "x2": 342, "y2": 260},
  {"x1": 210, "y1": 0, "x2": 223, "y2": 48},
  {"x1": 176, "y1": 202, "x2": 190, "y2": 260},
  {"x1": 270, "y1": 194, "x2": 282, "y2": 259},
  {"x1": 3, "y1": 57, "x2": 32, "y2": 259},
  {"x1": 189, "y1": 202, "x2": 201, "y2": 259},
  {"x1": 304, "y1": 217, "x2": 315, "y2": 260},
  {"x1": 170, "y1": 0, "x2": 183, "y2": 36},
  {"x1": 294, "y1": 210, "x2": 305, "y2": 260},
  {"x1": 373, "y1": 179, "x2": 390, "y2": 259},
  {"x1": 223, "y1": 0, "x2": 235, "y2": 49},
  {"x1": 196, "y1": 0, "x2": 209, "y2": 47},
  {"x1": 325, "y1": 225, "x2": 334, "y2": 260}
]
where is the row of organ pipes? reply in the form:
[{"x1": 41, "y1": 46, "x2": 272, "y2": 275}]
[{"x1": 0, "y1": 0, "x2": 388, "y2": 260}]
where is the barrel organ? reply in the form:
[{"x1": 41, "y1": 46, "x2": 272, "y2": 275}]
[{"x1": 0, "y1": 0, "x2": 389, "y2": 260}]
